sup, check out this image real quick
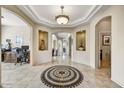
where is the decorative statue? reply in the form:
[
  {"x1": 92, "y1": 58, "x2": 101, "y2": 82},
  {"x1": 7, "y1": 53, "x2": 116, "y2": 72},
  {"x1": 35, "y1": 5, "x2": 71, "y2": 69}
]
[
  {"x1": 40, "y1": 39, "x2": 46, "y2": 50},
  {"x1": 78, "y1": 41, "x2": 84, "y2": 51}
]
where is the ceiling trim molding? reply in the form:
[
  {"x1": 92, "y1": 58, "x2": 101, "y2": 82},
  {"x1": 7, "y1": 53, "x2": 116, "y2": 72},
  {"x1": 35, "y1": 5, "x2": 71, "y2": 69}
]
[
  {"x1": 71, "y1": 5, "x2": 103, "y2": 27},
  {"x1": 18, "y1": 5, "x2": 103, "y2": 28}
]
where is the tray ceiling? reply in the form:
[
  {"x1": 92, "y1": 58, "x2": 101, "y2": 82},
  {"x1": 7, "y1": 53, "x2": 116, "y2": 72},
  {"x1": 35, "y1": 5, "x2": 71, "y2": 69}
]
[{"x1": 17, "y1": 5, "x2": 102, "y2": 28}]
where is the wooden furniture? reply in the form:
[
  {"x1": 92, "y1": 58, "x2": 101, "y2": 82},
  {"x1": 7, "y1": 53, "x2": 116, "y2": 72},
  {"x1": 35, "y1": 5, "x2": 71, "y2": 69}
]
[
  {"x1": 4, "y1": 52, "x2": 17, "y2": 63},
  {"x1": 2, "y1": 50, "x2": 30, "y2": 64}
]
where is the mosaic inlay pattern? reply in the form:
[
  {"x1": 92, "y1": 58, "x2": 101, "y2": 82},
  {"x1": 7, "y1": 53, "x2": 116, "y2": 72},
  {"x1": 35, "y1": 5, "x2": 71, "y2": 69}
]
[{"x1": 41, "y1": 65, "x2": 84, "y2": 88}]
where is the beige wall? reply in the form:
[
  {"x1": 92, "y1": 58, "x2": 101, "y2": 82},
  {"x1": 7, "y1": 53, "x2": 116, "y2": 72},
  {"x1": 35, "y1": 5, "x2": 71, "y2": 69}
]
[
  {"x1": 72, "y1": 24, "x2": 90, "y2": 65},
  {"x1": 1, "y1": 25, "x2": 31, "y2": 48},
  {"x1": 33, "y1": 25, "x2": 52, "y2": 65}
]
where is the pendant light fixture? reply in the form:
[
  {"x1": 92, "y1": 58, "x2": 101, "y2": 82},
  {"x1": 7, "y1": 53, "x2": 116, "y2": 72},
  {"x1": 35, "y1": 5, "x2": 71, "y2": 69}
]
[{"x1": 55, "y1": 6, "x2": 69, "y2": 24}]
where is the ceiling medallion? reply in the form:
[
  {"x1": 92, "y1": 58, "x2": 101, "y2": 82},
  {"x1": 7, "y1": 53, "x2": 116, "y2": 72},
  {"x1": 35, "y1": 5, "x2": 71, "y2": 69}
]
[{"x1": 55, "y1": 6, "x2": 69, "y2": 24}]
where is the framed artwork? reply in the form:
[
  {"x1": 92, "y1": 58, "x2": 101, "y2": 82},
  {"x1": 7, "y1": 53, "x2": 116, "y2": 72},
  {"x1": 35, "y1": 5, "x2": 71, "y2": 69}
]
[
  {"x1": 39, "y1": 30, "x2": 48, "y2": 50},
  {"x1": 102, "y1": 35, "x2": 111, "y2": 46},
  {"x1": 16, "y1": 36, "x2": 22, "y2": 44},
  {"x1": 76, "y1": 30, "x2": 86, "y2": 51}
]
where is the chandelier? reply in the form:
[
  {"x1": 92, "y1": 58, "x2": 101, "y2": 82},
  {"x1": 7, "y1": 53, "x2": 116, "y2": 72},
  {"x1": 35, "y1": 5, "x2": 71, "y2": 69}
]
[{"x1": 55, "y1": 6, "x2": 69, "y2": 24}]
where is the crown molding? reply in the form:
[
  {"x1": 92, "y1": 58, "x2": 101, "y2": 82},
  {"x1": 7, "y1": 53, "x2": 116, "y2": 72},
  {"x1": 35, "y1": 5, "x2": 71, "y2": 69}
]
[{"x1": 18, "y1": 5, "x2": 103, "y2": 28}]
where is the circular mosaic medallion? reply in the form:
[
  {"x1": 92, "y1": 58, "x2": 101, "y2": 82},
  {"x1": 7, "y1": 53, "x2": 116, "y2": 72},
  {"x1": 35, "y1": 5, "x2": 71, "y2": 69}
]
[{"x1": 41, "y1": 65, "x2": 84, "y2": 88}]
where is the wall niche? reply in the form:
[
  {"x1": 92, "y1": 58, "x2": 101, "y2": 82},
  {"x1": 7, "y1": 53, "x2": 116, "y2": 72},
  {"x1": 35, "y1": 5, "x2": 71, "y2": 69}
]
[
  {"x1": 76, "y1": 30, "x2": 86, "y2": 51},
  {"x1": 39, "y1": 30, "x2": 48, "y2": 51}
]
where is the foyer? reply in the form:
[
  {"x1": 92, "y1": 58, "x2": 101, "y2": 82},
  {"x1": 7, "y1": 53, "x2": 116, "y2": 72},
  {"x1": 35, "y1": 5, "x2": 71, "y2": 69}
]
[{"x1": 0, "y1": 5, "x2": 124, "y2": 88}]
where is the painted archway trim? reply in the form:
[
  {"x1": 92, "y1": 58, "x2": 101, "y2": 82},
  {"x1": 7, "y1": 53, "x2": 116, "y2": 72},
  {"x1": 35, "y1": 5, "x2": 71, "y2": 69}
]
[
  {"x1": 95, "y1": 16, "x2": 112, "y2": 69},
  {"x1": 1, "y1": 6, "x2": 34, "y2": 65}
]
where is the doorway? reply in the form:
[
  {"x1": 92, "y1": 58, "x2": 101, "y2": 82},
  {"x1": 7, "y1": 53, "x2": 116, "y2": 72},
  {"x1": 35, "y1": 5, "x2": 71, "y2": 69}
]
[
  {"x1": 52, "y1": 32, "x2": 72, "y2": 63},
  {"x1": 99, "y1": 33, "x2": 111, "y2": 68},
  {"x1": 1, "y1": 7, "x2": 33, "y2": 87},
  {"x1": 95, "y1": 16, "x2": 111, "y2": 77}
]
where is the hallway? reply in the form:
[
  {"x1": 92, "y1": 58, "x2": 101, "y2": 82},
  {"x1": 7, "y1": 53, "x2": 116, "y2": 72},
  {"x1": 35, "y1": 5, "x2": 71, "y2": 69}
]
[{"x1": 52, "y1": 54, "x2": 71, "y2": 64}]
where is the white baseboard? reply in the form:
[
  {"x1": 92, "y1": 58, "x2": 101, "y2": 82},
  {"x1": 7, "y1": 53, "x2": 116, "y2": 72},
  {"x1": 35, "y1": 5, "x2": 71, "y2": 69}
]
[
  {"x1": 111, "y1": 78, "x2": 124, "y2": 88},
  {"x1": 72, "y1": 60, "x2": 90, "y2": 66}
]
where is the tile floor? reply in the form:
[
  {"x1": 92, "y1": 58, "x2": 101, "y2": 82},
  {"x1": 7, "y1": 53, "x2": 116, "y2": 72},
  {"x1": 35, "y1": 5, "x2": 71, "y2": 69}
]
[{"x1": 1, "y1": 57, "x2": 121, "y2": 88}]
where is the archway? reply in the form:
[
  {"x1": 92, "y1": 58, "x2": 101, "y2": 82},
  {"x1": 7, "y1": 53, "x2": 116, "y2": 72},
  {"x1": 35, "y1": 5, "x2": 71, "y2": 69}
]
[
  {"x1": 95, "y1": 16, "x2": 111, "y2": 77},
  {"x1": 0, "y1": 7, "x2": 34, "y2": 87},
  {"x1": 51, "y1": 32, "x2": 72, "y2": 63},
  {"x1": 1, "y1": 7, "x2": 33, "y2": 65}
]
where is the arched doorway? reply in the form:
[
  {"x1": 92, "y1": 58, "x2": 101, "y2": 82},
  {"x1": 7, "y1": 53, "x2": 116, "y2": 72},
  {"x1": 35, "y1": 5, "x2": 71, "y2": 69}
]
[
  {"x1": 1, "y1": 7, "x2": 33, "y2": 65},
  {"x1": 95, "y1": 16, "x2": 111, "y2": 77},
  {"x1": 0, "y1": 7, "x2": 33, "y2": 87},
  {"x1": 51, "y1": 32, "x2": 72, "y2": 63}
]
